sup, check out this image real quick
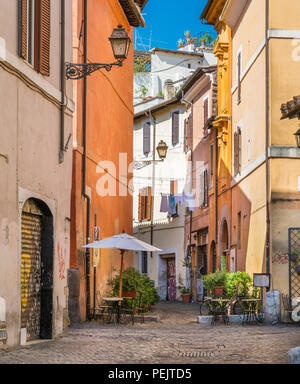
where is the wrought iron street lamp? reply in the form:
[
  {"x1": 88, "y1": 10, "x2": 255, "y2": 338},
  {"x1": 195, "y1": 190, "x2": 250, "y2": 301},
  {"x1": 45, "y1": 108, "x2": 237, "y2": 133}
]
[
  {"x1": 66, "y1": 25, "x2": 131, "y2": 80},
  {"x1": 294, "y1": 128, "x2": 300, "y2": 148}
]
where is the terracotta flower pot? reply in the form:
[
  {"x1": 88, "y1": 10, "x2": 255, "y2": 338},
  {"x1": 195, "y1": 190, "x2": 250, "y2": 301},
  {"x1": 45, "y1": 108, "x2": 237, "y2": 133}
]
[
  {"x1": 213, "y1": 286, "x2": 224, "y2": 297},
  {"x1": 181, "y1": 293, "x2": 192, "y2": 303}
]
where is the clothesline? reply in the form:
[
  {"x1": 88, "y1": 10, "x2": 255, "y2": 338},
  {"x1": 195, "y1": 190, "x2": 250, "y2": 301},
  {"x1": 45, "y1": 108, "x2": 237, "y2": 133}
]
[{"x1": 160, "y1": 192, "x2": 195, "y2": 215}]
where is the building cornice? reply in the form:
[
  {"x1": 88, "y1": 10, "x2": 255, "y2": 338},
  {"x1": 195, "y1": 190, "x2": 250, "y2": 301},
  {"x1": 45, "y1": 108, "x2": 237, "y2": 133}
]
[{"x1": 118, "y1": 0, "x2": 146, "y2": 28}]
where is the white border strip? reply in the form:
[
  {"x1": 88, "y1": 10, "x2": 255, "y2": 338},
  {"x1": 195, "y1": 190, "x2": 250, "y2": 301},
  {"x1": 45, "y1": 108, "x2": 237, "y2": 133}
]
[{"x1": 268, "y1": 29, "x2": 300, "y2": 39}]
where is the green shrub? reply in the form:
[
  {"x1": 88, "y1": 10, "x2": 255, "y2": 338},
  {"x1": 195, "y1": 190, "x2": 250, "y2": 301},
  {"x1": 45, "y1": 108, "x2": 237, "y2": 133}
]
[
  {"x1": 224, "y1": 272, "x2": 252, "y2": 298},
  {"x1": 109, "y1": 268, "x2": 159, "y2": 309},
  {"x1": 203, "y1": 270, "x2": 227, "y2": 295}
]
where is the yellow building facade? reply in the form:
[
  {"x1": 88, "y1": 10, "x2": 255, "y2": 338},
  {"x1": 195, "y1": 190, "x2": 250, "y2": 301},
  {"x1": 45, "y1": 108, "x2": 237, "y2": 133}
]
[
  {"x1": 201, "y1": 0, "x2": 234, "y2": 273},
  {"x1": 203, "y1": 0, "x2": 300, "y2": 301}
]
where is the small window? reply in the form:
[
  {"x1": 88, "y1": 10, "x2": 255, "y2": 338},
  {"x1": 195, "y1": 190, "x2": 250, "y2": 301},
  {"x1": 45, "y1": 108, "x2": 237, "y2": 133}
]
[
  {"x1": 234, "y1": 128, "x2": 241, "y2": 176},
  {"x1": 141, "y1": 251, "x2": 148, "y2": 274},
  {"x1": 210, "y1": 144, "x2": 214, "y2": 185},
  {"x1": 18, "y1": 0, "x2": 51, "y2": 75},
  {"x1": 203, "y1": 98, "x2": 209, "y2": 126},
  {"x1": 138, "y1": 187, "x2": 152, "y2": 222},
  {"x1": 237, "y1": 212, "x2": 242, "y2": 249},
  {"x1": 171, "y1": 111, "x2": 180, "y2": 147},
  {"x1": 200, "y1": 170, "x2": 209, "y2": 208}
]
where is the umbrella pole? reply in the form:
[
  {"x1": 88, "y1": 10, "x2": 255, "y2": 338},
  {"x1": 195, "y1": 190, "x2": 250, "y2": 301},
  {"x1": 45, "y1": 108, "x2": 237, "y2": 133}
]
[{"x1": 119, "y1": 250, "x2": 125, "y2": 302}]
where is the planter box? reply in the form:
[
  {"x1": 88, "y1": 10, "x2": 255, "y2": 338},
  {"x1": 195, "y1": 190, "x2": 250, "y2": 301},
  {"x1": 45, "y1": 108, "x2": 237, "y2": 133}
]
[{"x1": 197, "y1": 315, "x2": 213, "y2": 324}]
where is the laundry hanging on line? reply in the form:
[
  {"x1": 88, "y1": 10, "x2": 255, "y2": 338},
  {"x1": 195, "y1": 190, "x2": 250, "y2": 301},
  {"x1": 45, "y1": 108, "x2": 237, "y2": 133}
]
[{"x1": 160, "y1": 193, "x2": 195, "y2": 213}]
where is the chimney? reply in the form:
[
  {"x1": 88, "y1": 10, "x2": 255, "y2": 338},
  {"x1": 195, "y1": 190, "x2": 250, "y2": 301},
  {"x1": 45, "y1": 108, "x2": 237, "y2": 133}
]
[{"x1": 163, "y1": 79, "x2": 175, "y2": 100}]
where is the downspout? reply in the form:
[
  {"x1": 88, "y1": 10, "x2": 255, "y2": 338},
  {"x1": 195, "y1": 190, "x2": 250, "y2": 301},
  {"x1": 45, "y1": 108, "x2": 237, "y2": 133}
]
[
  {"x1": 59, "y1": 0, "x2": 65, "y2": 163},
  {"x1": 82, "y1": 0, "x2": 91, "y2": 318},
  {"x1": 149, "y1": 109, "x2": 156, "y2": 248},
  {"x1": 265, "y1": 0, "x2": 271, "y2": 285}
]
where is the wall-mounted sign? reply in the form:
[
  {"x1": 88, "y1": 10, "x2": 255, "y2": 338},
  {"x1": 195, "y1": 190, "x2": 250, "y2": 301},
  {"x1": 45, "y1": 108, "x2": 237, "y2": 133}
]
[
  {"x1": 253, "y1": 273, "x2": 270, "y2": 288},
  {"x1": 93, "y1": 226, "x2": 100, "y2": 242}
]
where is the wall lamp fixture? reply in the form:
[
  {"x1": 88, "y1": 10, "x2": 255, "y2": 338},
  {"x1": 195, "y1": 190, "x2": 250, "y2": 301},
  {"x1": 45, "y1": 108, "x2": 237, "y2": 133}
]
[{"x1": 66, "y1": 25, "x2": 131, "y2": 80}]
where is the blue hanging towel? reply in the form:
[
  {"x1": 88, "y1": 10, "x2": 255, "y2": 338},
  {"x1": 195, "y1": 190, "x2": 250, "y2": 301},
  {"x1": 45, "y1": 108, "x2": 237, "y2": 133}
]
[{"x1": 168, "y1": 194, "x2": 177, "y2": 215}]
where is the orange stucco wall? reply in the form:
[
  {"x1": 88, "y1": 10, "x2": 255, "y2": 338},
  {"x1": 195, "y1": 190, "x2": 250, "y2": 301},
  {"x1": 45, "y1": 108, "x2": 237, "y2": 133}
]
[{"x1": 70, "y1": 0, "x2": 134, "y2": 320}]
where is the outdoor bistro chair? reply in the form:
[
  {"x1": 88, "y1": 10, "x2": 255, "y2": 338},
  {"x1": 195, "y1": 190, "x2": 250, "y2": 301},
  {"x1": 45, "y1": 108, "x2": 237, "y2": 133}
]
[
  {"x1": 120, "y1": 297, "x2": 138, "y2": 325},
  {"x1": 94, "y1": 291, "x2": 112, "y2": 323},
  {"x1": 135, "y1": 294, "x2": 145, "y2": 324}
]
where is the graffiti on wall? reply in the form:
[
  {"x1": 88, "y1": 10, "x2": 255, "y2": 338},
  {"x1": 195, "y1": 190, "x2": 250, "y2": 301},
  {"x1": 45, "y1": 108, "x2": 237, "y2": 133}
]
[
  {"x1": 272, "y1": 253, "x2": 289, "y2": 264},
  {"x1": 57, "y1": 242, "x2": 66, "y2": 280}
]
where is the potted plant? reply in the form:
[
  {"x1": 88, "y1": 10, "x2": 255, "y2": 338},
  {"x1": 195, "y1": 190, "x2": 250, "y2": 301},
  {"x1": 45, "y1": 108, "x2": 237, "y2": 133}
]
[
  {"x1": 203, "y1": 270, "x2": 227, "y2": 297},
  {"x1": 177, "y1": 39, "x2": 184, "y2": 49},
  {"x1": 180, "y1": 287, "x2": 192, "y2": 303},
  {"x1": 225, "y1": 271, "x2": 252, "y2": 299}
]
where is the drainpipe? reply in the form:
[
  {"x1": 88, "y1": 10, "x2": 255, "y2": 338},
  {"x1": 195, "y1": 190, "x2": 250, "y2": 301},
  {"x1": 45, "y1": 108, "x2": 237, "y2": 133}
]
[
  {"x1": 59, "y1": 0, "x2": 65, "y2": 164},
  {"x1": 265, "y1": 0, "x2": 271, "y2": 285},
  {"x1": 82, "y1": 0, "x2": 91, "y2": 318},
  {"x1": 149, "y1": 109, "x2": 156, "y2": 248}
]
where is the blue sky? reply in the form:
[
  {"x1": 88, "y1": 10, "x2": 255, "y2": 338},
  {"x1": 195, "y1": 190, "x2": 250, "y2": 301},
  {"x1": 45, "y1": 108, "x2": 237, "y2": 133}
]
[{"x1": 135, "y1": 0, "x2": 216, "y2": 51}]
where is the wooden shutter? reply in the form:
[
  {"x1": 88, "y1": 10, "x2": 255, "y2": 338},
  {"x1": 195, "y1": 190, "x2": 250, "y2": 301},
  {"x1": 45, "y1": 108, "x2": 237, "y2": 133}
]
[
  {"x1": 234, "y1": 129, "x2": 241, "y2": 176},
  {"x1": 187, "y1": 115, "x2": 191, "y2": 150},
  {"x1": 204, "y1": 98, "x2": 208, "y2": 125},
  {"x1": 237, "y1": 52, "x2": 241, "y2": 103},
  {"x1": 19, "y1": 0, "x2": 28, "y2": 59},
  {"x1": 170, "y1": 180, "x2": 178, "y2": 195},
  {"x1": 172, "y1": 111, "x2": 179, "y2": 147},
  {"x1": 39, "y1": 0, "x2": 51, "y2": 76},
  {"x1": 143, "y1": 122, "x2": 150, "y2": 156},
  {"x1": 204, "y1": 170, "x2": 209, "y2": 207},
  {"x1": 146, "y1": 187, "x2": 152, "y2": 221},
  {"x1": 138, "y1": 190, "x2": 142, "y2": 222},
  {"x1": 199, "y1": 171, "x2": 205, "y2": 207}
]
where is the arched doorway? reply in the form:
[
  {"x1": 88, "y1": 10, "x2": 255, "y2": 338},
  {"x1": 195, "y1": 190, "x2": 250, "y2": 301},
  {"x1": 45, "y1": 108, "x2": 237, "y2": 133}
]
[
  {"x1": 220, "y1": 219, "x2": 229, "y2": 271},
  {"x1": 21, "y1": 199, "x2": 53, "y2": 340}
]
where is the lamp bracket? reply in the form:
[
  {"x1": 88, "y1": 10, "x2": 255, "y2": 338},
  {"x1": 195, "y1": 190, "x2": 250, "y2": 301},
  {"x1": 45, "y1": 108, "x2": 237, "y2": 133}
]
[{"x1": 66, "y1": 59, "x2": 123, "y2": 80}]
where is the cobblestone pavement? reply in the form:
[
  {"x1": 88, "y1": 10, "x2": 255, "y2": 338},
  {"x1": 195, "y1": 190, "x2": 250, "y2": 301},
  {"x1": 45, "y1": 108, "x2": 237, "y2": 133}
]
[{"x1": 0, "y1": 302, "x2": 299, "y2": 364}]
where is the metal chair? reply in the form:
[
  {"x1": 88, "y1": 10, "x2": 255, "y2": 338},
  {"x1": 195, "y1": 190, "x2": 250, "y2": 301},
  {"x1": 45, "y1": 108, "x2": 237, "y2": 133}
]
[
  {"x1": 135, "y1": 295, "x2": 145, "y2": 324},
  {"x1": 281, "y1": 294, "x2": 293, "y2": 323},
  {"x1": 94, "y1": 291, "x2": 112, "y2": 323},
  {"x1": 120, "y1": 298, "x2": 137, "y2": 325}
]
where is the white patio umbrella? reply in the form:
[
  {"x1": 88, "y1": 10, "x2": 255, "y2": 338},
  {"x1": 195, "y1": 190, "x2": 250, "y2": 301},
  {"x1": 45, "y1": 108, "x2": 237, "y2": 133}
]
[{"x1": 82, "y1": 233, "x2": 162, "y2": 299}]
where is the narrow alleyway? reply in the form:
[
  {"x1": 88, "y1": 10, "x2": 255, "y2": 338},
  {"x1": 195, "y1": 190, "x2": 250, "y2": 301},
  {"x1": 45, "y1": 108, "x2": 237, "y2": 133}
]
[{"x1": 0, "y1": 302, "x2": 299, "y2": 364}]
